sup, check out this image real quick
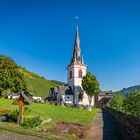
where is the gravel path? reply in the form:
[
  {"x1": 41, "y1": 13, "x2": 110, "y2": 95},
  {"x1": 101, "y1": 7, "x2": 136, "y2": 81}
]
[
  {"x1": 0, "y1": 131, "x2": 42, "y2": 140},
  {"x1": 0, "y1": 123, "x2": 63, "y2": 140},
  {"x1": 87, "y1": 109, "x2": 124, "y2": 140}
]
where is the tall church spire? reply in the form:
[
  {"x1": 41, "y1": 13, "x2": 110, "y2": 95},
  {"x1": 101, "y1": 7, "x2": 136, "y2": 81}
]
[
  {"x1": 71, "y1": 17, "x2": 82, "y2": 64},
  {"x1": 75, "y1": 17, "x2": 80, "y2": 50},
  {"x1": 82, "y1": 55, "x2": 84, "y2": 64}
]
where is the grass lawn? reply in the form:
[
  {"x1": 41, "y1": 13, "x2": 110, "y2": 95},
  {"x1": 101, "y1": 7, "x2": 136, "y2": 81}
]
[{"x1": 0, "y1": 98, "x2": 99, "y2": 125}]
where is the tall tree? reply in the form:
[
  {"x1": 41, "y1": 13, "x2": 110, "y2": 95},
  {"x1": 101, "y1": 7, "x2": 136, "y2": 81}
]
[
  {"x1": 0, "y1": 55, "x2": 27, "y2": 96},
  {"x1": 82, "y1": 72, "x2": 100, "y2": 110}
]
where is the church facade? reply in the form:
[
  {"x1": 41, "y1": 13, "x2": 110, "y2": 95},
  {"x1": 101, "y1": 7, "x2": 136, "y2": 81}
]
[{"x1": 49, "y1": 19, "x2": 95, "y2": 106}]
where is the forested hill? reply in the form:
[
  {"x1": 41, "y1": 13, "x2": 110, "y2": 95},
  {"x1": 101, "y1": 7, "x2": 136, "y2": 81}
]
[
  {"x1": 119, "y1": 85, "x2": 140, "y2": 95},
  {"x1": 0, "y1": 55, "x2": 64, "y2": 98}
]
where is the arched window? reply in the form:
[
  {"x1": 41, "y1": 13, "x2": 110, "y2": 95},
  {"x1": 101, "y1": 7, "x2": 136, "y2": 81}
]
[
  {"x1": 79, "y1": 92, "x2": 83, "y2": 102},
  {"x1": 69, "y1": 70, "x2": 72, "y2": 79},
  {"x1": 79, "y1": 69, "x2": 82, "y2": 78}
]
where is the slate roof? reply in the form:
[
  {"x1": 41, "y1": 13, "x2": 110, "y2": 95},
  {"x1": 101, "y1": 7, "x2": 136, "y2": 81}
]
[
  {"x1": 56, "y1": 86, "x2": 73, "y2": 95},
  {"x1": 6, "y1": 92, "x2": 19, "y2": 96},
  {"x1": 21, "y1": 92, "x2": 32, "y2": 104},
  {"x1": 70, "y1": 18, "x2": 84, "y2": 65}
]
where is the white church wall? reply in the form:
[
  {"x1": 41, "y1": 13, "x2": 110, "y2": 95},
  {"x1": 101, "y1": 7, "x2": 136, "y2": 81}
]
[
  {"x1": 67, "y1": 64, "x2": 87, "y2": 87},
  {"x1": 81, "y1": 94, "x2": 95, "y2": 106},
  {"x1": 67, "y1": 63, "x2": 91, "y2": 106},
  {"x1": 74, "y1": 65, "x2": 86, "y2": 85},
  {"x1": 74, "y1": 91, "x2": 95, "y2": 106}
]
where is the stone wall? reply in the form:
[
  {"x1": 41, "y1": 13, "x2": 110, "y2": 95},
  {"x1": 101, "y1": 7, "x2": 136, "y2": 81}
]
[{"x1": 106, "y1": 107, "x2": 140, "y2": 140}]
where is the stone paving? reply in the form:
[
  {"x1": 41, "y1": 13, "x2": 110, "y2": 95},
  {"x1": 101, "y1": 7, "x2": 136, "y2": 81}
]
[{"x1": 87, "y1": 109, "x2": 124, "y2": 140}]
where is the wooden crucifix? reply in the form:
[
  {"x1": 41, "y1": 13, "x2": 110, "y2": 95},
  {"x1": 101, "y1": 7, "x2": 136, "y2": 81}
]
[{"x1": 12, "y1": 92, "x2": 32, "y2": 124}]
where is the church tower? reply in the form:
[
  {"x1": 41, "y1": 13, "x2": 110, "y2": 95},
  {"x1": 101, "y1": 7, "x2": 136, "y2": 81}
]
[{"x1": 67, "y1": 17, "x2": 88, "y2": 105}]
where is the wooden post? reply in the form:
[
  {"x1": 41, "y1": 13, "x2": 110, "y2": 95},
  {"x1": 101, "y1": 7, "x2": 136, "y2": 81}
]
[
  {"x1": 12, "y1": 92, "x2": 31, "y2": 124},
  {"x1": 17, "y1": 104, "x2": 24, "y2": 124}
]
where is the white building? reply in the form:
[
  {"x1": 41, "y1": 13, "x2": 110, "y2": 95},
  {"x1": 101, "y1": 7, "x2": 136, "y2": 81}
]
[{"x1": 49, "y1": 18, "x2": 94, "y2": 106}]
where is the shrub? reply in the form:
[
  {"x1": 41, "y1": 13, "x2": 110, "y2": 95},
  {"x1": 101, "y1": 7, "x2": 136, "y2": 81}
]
[
  {"x1": 21, "y1": 117, "x2": 42, "y2": 128},
  {"x1": 123, "y1": 90, "x2": 140, "y2": 117},
  {"x1": 8, "y1": 110, "x2": 18, "y2": 122},
  {"x1": 110, "y1": 92, "x2": 125, "y2": 111}
]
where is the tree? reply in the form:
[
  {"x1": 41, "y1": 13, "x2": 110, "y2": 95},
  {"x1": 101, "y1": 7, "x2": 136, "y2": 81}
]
[
  {"x1": 110, "y1": 92, "x2": 125, "y2": 111},
  {"x1": 0, "y1": 55, "x2": 27, "y2": 96},
  {"x1": 123, "y1": 90, "x2": 140, "y2": 117},
  {"x1": 82, "y1": 72, "x2": 100, "y2": 110}
]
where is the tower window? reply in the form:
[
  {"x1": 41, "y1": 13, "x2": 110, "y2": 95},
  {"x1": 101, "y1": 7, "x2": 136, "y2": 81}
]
[
  {"x1": 79, "y1": 69, "x2": 82, "y2": 78},
  {"x1": 69, "y1": 70, "x2": 72, "y2": 79}
]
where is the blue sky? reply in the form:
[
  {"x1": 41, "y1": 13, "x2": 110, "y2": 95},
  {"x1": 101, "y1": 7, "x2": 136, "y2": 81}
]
[{"x1": 0, "y1": 0, "x2": 140, "y2": 91}]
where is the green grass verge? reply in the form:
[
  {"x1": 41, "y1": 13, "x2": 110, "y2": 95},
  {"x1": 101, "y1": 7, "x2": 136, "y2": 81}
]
[
  {"x1": 0, "y1": 98, "x2": 99, "y2": 125},
  {"x1": 0, "y1": 124, "x2": 60, "y2": 140}
]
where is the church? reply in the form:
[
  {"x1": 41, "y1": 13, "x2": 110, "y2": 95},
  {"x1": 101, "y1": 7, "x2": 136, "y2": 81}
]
[{"x1": 49, "y1": 19, "x2": 95, "y2": 106}]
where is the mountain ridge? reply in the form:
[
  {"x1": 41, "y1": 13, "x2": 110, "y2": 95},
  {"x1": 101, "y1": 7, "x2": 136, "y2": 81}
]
[{"x1": 119, "y1": 85, "x2": 140, "y2": 95}]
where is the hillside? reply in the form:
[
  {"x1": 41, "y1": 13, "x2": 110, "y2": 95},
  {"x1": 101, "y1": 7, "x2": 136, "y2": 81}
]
[
  {"x1": 0, "y1": 55, "x2": 63, "y2": 98},
  {"x1": 50, "y1": 80, "x2": 66, "y2": 86},
  {"x1": 19, "y1": 67, "x2": 63, "y2": 98},
  {"x1": 26, "y1": 77, "x2": 58, "y2": 98},
  {"x1": 119, "y1": 85, "x2": 140, "y2": 95}
]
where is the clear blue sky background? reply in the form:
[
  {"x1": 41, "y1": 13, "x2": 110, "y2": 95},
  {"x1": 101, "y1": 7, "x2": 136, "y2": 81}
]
[{"x1": 0, "y1": 0, "x2": 140, "y2": 91}]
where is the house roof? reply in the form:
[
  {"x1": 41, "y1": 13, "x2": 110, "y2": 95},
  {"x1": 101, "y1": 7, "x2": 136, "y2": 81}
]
[
  {"x1": 99, "y1": 91, "x2": 114, "y2": 96},
  {"x1": 12, "y1": 92, "x2": 32, "y2": 105}
]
